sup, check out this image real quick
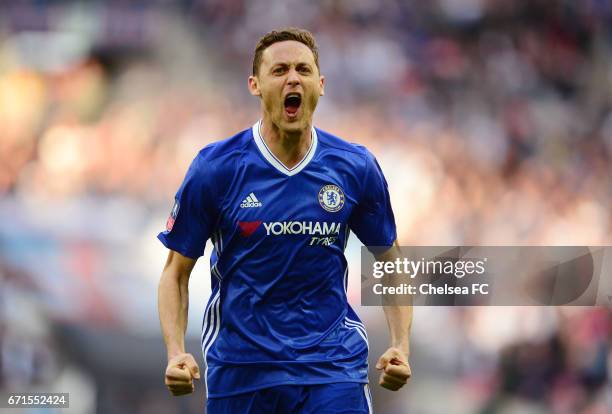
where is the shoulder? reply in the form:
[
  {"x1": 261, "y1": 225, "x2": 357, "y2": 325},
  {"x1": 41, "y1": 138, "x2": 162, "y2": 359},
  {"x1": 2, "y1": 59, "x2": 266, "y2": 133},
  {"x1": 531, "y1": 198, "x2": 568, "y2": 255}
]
[
  {"x1": 184, "y1": 127, "x2": 252, "y2": 190},
  {"x1": 195, "y1": 127, "x2": 252, "y2": 165},
  {"x1": 315, "y1": 127, "x2": 371, "y2": 158},
  {"x1": 315, "y1": 128, "x2": 378, "y2": 175}
]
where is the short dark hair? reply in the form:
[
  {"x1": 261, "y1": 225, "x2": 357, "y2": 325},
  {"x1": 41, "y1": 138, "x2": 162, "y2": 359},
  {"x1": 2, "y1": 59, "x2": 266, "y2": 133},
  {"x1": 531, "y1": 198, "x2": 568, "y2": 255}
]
[{"x1": 252, "y1": 27, "x2": 319, "y2": 75}]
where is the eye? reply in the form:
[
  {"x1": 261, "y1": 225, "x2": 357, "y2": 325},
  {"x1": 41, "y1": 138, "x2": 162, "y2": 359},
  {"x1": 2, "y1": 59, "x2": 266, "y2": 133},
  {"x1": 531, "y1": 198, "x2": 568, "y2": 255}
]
[
  {"x1": 298, "y1": 66, "x2": 312, "y2": 74},
  {"x1": 272, "y1": 67, "x2": 286, "y2": 75}
]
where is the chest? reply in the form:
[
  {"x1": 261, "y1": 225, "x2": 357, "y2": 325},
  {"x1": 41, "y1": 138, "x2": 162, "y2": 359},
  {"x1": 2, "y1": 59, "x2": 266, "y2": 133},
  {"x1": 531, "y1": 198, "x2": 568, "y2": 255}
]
[{"x1": 217, "y1": 162, "x2": 359, "y2": 244}]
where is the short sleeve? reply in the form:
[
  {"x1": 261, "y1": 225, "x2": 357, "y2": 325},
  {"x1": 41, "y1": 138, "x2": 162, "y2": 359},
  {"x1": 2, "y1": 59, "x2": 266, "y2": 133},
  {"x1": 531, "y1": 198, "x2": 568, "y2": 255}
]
[
  {"x1": 348, "y1": 150, "x2": 397, "y2": 249},
  {"x1": 157, "y1": 154, "x2": 215, "y2": 259}
]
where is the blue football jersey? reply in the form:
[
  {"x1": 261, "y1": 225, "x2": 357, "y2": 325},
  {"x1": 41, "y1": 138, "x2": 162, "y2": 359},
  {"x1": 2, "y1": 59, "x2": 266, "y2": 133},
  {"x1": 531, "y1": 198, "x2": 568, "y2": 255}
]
[{"x1": 158, "y1": 121, "x2": 396, "y2": 398}]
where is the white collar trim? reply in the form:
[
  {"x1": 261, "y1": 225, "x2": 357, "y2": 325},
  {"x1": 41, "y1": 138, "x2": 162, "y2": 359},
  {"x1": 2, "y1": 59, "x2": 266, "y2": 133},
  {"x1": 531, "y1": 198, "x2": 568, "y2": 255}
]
[{"x1": 252, "y1": 120, "x2": 318, "y2": 176}]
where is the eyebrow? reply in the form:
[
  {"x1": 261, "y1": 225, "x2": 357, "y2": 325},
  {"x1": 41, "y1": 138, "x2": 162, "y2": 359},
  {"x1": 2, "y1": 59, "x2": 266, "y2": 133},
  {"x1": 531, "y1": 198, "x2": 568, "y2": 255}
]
[{"x1": 270, "y1": 62, "x2": 313, "y2": 69}]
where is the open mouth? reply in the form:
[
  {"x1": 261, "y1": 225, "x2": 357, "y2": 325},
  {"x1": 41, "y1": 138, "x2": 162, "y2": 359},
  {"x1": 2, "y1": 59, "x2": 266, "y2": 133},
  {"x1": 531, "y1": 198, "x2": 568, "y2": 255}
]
[{"x1": 284, "y1": 93, "x2": 302, "y2": 117}]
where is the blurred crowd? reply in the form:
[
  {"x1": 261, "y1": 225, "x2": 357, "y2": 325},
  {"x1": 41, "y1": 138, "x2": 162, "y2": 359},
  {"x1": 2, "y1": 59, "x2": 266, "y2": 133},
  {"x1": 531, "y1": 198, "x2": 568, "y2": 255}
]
[
  {"x1": 1, "y1": 0, "x2": 610, "y2": 244},
  {"x1": 0, "y1": 1, "x2": 610, "y2": 413}
]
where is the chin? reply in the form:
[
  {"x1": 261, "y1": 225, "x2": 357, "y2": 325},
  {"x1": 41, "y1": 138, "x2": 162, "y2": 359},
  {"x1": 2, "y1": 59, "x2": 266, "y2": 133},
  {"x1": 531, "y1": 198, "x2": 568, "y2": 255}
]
[{"x1": 279, "y1": 118, "x2": 306, "y2": 132}]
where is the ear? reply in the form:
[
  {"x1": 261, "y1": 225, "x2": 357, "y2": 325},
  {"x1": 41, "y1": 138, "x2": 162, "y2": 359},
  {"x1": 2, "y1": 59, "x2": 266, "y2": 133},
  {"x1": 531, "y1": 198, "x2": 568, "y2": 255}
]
[
  {"x1": 248, "y1": 76, "x2": 261, "y2": 97},
  {"x1": 319, "y1": 75, "x2": 325, "y2": 96}
]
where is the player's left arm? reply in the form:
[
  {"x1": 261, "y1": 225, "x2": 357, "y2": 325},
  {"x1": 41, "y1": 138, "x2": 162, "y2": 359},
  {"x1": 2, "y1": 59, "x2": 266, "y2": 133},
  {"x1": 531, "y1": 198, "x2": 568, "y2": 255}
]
[{"x1": 374, "y1": 240, "x2": 413, "y2": 391}]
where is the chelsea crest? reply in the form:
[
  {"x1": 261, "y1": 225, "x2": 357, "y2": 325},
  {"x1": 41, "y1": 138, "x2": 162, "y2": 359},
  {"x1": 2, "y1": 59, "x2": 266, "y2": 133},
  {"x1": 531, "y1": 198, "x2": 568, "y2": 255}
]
[{"x1": 318, "y1": 184, "x2": 345, "y2": 212}]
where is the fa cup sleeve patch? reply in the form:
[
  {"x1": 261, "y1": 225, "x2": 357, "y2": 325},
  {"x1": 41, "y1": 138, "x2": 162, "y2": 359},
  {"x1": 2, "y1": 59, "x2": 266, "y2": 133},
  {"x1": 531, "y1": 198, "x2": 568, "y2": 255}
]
[{"x1": 166, "y1": 199, "x2": 180, "y2": 232}]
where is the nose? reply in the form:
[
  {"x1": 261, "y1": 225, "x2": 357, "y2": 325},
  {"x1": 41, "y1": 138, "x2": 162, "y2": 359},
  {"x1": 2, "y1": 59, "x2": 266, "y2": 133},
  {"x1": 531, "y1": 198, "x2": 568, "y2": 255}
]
[{"x1": 286, "y1": 68, "x2": 300, "y2": 87}]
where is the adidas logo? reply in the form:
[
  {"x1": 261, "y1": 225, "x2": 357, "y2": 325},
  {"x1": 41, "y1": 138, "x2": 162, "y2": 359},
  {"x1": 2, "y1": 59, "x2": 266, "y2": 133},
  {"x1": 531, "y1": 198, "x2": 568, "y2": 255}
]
[{"x1": 240, "y1": 192, "x2": 262, "y2": 208}]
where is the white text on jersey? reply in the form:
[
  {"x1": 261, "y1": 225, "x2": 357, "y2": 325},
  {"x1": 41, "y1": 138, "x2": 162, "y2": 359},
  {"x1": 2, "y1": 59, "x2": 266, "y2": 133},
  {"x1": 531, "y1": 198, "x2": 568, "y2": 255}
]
[
  {"x1": 263, "y1": 221, "x2": 341, "y2": 236},
  {"x1": 240, "y1": 192, "x2": 262, "y2": 208}
]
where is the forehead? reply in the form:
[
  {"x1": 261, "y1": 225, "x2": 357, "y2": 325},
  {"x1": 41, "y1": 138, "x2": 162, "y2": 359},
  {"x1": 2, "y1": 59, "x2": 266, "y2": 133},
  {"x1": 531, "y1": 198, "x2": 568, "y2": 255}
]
[{"x1": 261, "y1": 40, "x2": 316, "y2": 67}]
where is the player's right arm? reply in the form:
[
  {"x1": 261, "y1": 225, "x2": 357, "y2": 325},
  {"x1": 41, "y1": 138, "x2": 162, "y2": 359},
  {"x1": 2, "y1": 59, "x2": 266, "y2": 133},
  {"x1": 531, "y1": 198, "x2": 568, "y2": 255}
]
[{"x1": 158, "y1": 249, "x2": 201, "y2": 396}]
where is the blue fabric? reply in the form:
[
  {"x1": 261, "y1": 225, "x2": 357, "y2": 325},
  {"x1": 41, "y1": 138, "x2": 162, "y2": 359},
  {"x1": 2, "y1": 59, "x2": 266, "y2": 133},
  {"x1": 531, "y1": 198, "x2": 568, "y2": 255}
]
[
  {"x1": 158, "y1": 122, "x2": 396, "y2": 397},
  {"x1": 206, "y1": 382, "x2": 372, "y2": 414}
]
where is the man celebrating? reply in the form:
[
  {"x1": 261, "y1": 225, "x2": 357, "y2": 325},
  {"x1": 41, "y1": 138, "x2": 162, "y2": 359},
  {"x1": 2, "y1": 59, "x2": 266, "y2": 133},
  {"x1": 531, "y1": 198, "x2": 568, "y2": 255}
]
[{"x1": 158, "y1": 27, "x2": 412, "y2": 413}]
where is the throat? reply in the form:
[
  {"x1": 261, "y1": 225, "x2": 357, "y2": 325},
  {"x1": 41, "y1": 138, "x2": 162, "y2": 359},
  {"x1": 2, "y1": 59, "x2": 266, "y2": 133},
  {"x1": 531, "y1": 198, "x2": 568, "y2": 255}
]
[
  {"x1": 260, "y1": 121, "x2": 313, "y2": 170},
  {"x1": 273, "y1": 135, "x2": 312, "y2": 170}
]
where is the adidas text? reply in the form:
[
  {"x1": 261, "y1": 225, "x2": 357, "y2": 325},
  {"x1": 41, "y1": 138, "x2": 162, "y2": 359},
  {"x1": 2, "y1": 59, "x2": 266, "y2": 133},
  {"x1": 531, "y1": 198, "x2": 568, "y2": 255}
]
[{"x1": 240, "y1": 192, "x2": 262, "y2": 208}]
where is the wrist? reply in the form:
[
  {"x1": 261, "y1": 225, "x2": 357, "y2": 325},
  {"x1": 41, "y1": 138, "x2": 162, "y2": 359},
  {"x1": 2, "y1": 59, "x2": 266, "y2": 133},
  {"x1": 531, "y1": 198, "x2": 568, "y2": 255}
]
[
  {"x1": 167, "y1": 347, "x2": 185, "y2": 361},
  {"x1": 391, "y1": 342, "x2": 410, "y2": 357}
]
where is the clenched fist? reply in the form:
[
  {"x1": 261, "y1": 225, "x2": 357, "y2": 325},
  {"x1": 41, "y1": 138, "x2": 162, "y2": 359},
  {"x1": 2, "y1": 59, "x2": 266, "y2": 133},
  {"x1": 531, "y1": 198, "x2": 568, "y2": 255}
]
[
  {"x1": 375, "y1": 347, "x2": 411, "y2": 391},
  {"x1": 164, "y1": 353, "x2": 201, "y2": 396}
]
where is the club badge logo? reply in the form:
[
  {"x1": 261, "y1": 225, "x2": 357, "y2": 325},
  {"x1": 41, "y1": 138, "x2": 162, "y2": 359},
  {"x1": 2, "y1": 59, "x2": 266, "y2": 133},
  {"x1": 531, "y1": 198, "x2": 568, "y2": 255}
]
[{"x1": 318, "y1": 184, "x2": 345, "y2": 212}]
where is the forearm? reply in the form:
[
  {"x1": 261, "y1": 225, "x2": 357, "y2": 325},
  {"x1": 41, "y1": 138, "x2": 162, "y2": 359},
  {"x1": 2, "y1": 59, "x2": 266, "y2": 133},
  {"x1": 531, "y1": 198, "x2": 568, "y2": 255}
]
[
  {"x1": 383, "y1": 304, "x2": 412, "y2": 356},
  {"x1": 376, "y1": 241, "x2": 412, "y2": 356},
  {"x1": 158, "y1": 269, "x2": 190, "y2": 360}
]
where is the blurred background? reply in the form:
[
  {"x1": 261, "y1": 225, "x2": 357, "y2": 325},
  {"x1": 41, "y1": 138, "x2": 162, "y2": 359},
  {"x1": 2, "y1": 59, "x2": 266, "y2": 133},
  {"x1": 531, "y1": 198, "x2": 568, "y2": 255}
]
[{"x1": 0, "y1": 0, "x2": 610, "y2": 413}]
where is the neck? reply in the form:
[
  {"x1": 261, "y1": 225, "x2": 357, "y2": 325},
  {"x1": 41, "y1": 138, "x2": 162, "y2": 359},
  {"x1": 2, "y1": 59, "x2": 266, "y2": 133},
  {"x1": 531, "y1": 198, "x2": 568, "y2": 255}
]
[{"x1": 260, "y1": 117, "x2": 313, "y2": 169}]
